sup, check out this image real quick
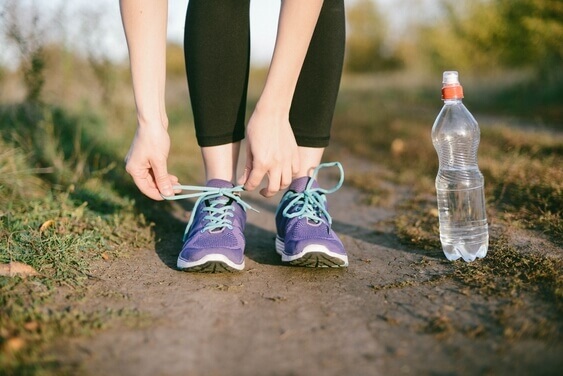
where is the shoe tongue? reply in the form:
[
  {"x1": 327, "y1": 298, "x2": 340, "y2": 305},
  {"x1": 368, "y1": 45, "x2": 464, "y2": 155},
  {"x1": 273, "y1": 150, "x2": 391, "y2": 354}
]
[
  {"x1": 288, "y1": 176, "x2": 319, "y2": 193},
  {"x1": 204, "y1": 179, "x2": 236, "y2": 209},
  {"x1": 206, "y1": 179, "x2": 234, "y2": 189}
]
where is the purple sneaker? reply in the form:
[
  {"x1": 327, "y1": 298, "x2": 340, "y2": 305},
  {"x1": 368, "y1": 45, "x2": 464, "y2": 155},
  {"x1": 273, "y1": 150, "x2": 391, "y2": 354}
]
[
  {"x1": 163, "y1": 180, "x2": 255, "y2": 272},
  {"x1": 275, "y1": 162, "x2": 348, "y2": 267}
]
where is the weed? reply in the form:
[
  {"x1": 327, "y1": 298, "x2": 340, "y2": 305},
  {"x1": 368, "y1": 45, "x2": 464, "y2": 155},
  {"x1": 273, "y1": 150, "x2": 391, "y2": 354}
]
[
  {"x1": 453, "y1": 236, "x2": 563, "y2": 312},
  {"x1": 0, "y1": 277, "x2": 149, "y2": 375},
  {"x1": 0, "y1": 141, "x2": 49, "y2": 207},
  {"x1": 394, "y1": 205, "x2": 441, "y2": 253},
  {"x1": 0, "y1": 103, "x2": 117, "y2": 186},
  {"x1": 0, "y1": 180, "x2": 154, "y2": 373},
  {"x1": 451, "y1": 235, "x2": 563, "y2": 341},
  {"x1": 0, "y1": 101, "x2": 155, "y2": 373}
]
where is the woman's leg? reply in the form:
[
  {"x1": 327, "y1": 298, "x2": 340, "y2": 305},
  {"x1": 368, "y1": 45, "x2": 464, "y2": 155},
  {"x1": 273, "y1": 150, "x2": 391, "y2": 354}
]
[
  {"x1": 200, "y1": 142, "x2": 241, "y2": 183},
  {"x1": 184, "y1": 0, "x2": 251, "y2": 182},
  {"x1": 290, "y1": 0, "x2": 345, "y2": 177},
  {"x1": 295, "y1": 147, "x2": 324, "y2": 178},
  {"x1": 176, "y1": 0, "x2": 251, "y2": 273},
  {"x1": 274, "y1": 0, "x2": 347, "y2": 268}
]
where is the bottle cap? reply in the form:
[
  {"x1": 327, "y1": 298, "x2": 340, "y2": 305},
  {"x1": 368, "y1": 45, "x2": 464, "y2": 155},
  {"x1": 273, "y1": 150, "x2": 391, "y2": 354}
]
[
  {"x1": 441, "y1": 71, "x2": 464, "y2": 100},
  {"x1": 442, "y1": 71, "x2": 459, "y2": 85}
]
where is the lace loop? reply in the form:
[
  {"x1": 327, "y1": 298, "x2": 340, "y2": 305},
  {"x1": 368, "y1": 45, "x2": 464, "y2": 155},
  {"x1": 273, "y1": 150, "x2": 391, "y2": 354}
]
[
  {"x1": 281, "y1": 162, "x2": 344, "y2": 227},
  {"x1": 162, "y1": 185, "x2": 257, "y2": 241}
]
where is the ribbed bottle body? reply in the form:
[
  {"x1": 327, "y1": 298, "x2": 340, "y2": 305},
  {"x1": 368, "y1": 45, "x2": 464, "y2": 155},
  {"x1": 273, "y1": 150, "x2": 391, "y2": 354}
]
[
  {"x1": 432, "y1": 100, "x2": 488, "y2": 262},
  {"x1": 435, "y1": 168, "x2": 488, "y2": 261}
]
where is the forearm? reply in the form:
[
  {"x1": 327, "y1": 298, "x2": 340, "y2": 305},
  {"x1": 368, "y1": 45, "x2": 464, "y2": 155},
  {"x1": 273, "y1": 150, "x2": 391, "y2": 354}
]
[
  {"x1": 257, "y1": 0, "x2": 324, "y2": 116},
  {"x1": 119, "y1": 0, "x2": 168, "y2": 128}
]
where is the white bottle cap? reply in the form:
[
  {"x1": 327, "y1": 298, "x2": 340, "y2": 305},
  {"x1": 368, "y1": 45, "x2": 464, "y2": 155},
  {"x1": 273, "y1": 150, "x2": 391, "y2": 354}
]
[{"x1": 442, "y1": 71, "x2": 459, "y2": 85}]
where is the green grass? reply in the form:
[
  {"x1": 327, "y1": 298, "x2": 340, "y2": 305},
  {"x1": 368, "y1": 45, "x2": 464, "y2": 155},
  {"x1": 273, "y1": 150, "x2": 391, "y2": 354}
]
[{"x1": 0, "y1": 105, "x2": 154, "y2": 374}]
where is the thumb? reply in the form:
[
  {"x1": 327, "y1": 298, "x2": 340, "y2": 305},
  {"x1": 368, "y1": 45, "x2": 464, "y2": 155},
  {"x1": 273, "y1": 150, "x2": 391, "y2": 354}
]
[{"x1": 152, "y1": 161, "x2": 173, "y2": 197}]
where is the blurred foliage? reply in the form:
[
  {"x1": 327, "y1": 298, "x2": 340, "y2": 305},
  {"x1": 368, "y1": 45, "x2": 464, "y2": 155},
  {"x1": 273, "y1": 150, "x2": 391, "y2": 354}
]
[
  {"x1": 0, "y1": 103, "x2": 116, "y2": 186},
  {"x1": 1, "y1": 0, "x2": 47, "y2": 102},
  {"x1": 344, "y1": 0, "x2": 402, "y2": 72},
  {"x1": 167, "y1": 43, "x2": 187, "y2": 78},
  {"x1": 419, "y1": 0, "x2": 563, "y2": 77}
]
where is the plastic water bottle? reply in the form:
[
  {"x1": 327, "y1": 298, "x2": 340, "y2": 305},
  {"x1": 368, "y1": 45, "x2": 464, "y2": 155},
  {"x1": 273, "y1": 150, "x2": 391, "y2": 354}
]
[{"x1": 431, "y1": 71, "x2": 488, "y2": 262}]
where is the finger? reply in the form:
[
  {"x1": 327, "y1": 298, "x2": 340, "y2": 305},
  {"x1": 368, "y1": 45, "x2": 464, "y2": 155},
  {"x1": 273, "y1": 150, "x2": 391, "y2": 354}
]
[
  {"x1": 151, "y1": 160, "x2": 173, "y2": 197},
  {"x1": 126, "y1": 163, "x2": 164, "y2": 201},
  {"x1": 169, "y1": 174, "x2": 179, "y2": 186},
  {"x1": 237, "y1": 147, "x2": 253, "y2": 186},
  {"x1": 131, "y1": 175, "x2": 164, "y2": 201},
  {"x1": 169, "y1": 175, "x2": 182, "y2": 193},
  {"x1": 281, "y1": 163, "x2": 292, "y2": 190},
  {"x1": 244, "y1": 166, "x2": 266, "y2": 192},
  {"x1": 237, "y1": 167, "x2": 250, "y2": 187},
  {"x1": 260, "y1": 169, "x2": 282, "y2": 198},
  {"x1": 242, "y1": 147, "x2": 265, "y2": 191},
  {"x1": 291, "y1": 153, "x2": 300, "y2": 177}
]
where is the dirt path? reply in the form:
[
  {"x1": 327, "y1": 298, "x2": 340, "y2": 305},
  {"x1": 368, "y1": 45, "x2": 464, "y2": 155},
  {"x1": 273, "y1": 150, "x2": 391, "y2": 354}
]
[{"x1": 53, "y1": 149, "x2": 562, "y2": 376}]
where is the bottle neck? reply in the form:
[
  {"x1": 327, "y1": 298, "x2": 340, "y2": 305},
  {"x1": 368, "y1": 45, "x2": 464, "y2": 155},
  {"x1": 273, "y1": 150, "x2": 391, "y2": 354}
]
[{"x1": 443, "y1": 99, "x2": 463, "y2": 105}]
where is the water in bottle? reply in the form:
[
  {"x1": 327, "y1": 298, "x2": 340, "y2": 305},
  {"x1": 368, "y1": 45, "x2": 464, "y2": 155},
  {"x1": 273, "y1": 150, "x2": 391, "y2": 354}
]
[{"x1": 431, "y1": 71, "x2": 488, "y2": 262}]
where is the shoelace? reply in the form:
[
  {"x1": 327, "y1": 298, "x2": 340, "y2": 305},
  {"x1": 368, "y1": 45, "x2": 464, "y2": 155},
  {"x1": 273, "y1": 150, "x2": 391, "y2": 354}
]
[
  {"x1": 280, "y1": 162, "x2": 344, "y2": 228},
  {"x1": 162, "y1": 185, "x2": 257, "y2": 241}
]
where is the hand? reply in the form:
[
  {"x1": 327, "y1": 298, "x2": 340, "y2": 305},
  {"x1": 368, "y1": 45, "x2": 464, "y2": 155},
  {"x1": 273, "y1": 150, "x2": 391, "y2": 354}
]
[
  {"x1": 238, "y1": 108, "x2": 299, "y2": 197},
  {"x1": 125, "y1": 124, "x2": 179, "y2": 201}
]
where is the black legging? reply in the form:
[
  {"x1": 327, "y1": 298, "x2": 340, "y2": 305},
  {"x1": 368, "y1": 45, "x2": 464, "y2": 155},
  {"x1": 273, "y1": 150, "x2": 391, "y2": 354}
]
[{"x1": 184, "y1": 0, "x2": 345, "y2": 148}]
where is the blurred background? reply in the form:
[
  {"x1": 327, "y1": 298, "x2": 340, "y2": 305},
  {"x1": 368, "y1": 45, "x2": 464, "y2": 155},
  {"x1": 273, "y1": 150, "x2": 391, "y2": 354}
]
[
  {"x1": 0, "y1": 0, "x2": 561, "y2": 225},
  {"x1": 1, "y1": 0, "x2": 561, "y2": 121},
  {"x1": 1, "y1": 0, "x2": 561, "y2": 242},
  {"x1": 0, "y1": 0, "x2": 563, "y2": 236}
]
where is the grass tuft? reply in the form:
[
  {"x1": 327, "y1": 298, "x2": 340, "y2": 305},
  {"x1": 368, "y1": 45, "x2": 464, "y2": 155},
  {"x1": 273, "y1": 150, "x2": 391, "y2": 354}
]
[
  {"x1": 453, "y1": 236, "x2": 563, "y2": 313},
  {"x1": 0, "y1": 103, "x2": 155, "y2": 374}
]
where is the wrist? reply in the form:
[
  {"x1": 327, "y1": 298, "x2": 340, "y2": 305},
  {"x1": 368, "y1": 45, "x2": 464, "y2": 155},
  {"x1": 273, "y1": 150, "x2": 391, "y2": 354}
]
[
  {"x1": 255, "y1": 95, "x2": 291, "y2": 119},
  {"x1": 136, "y1": 112, "x2": 169, "y2": 130}
]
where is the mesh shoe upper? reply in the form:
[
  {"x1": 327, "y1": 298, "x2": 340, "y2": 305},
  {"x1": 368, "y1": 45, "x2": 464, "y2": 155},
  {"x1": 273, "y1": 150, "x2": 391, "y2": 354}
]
[
  {"x1": 275, "y1": 162, "x2": 347, "y2": 265},
  {"x1": 163, "y1": 179, "x2": 254, "y2": 271}
]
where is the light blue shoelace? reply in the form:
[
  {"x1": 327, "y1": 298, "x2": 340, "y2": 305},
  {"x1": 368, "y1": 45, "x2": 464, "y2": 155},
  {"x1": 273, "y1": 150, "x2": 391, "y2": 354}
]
[
  {"x1": 280, "y1": 162, "x2": 344, "y2": 227},
  {"x1": 162, "y1": 185, "x2": 256, "y2": 241}
]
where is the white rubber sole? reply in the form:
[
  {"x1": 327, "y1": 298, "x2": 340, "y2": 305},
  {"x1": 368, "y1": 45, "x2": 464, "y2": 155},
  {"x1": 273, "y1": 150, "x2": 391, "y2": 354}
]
[
  {"x1": 177, "y1": 254, "x2": 244, "y2": 273},
  {"x1": 275, "y1": 236, "x2": 348, "y2": 267}
]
